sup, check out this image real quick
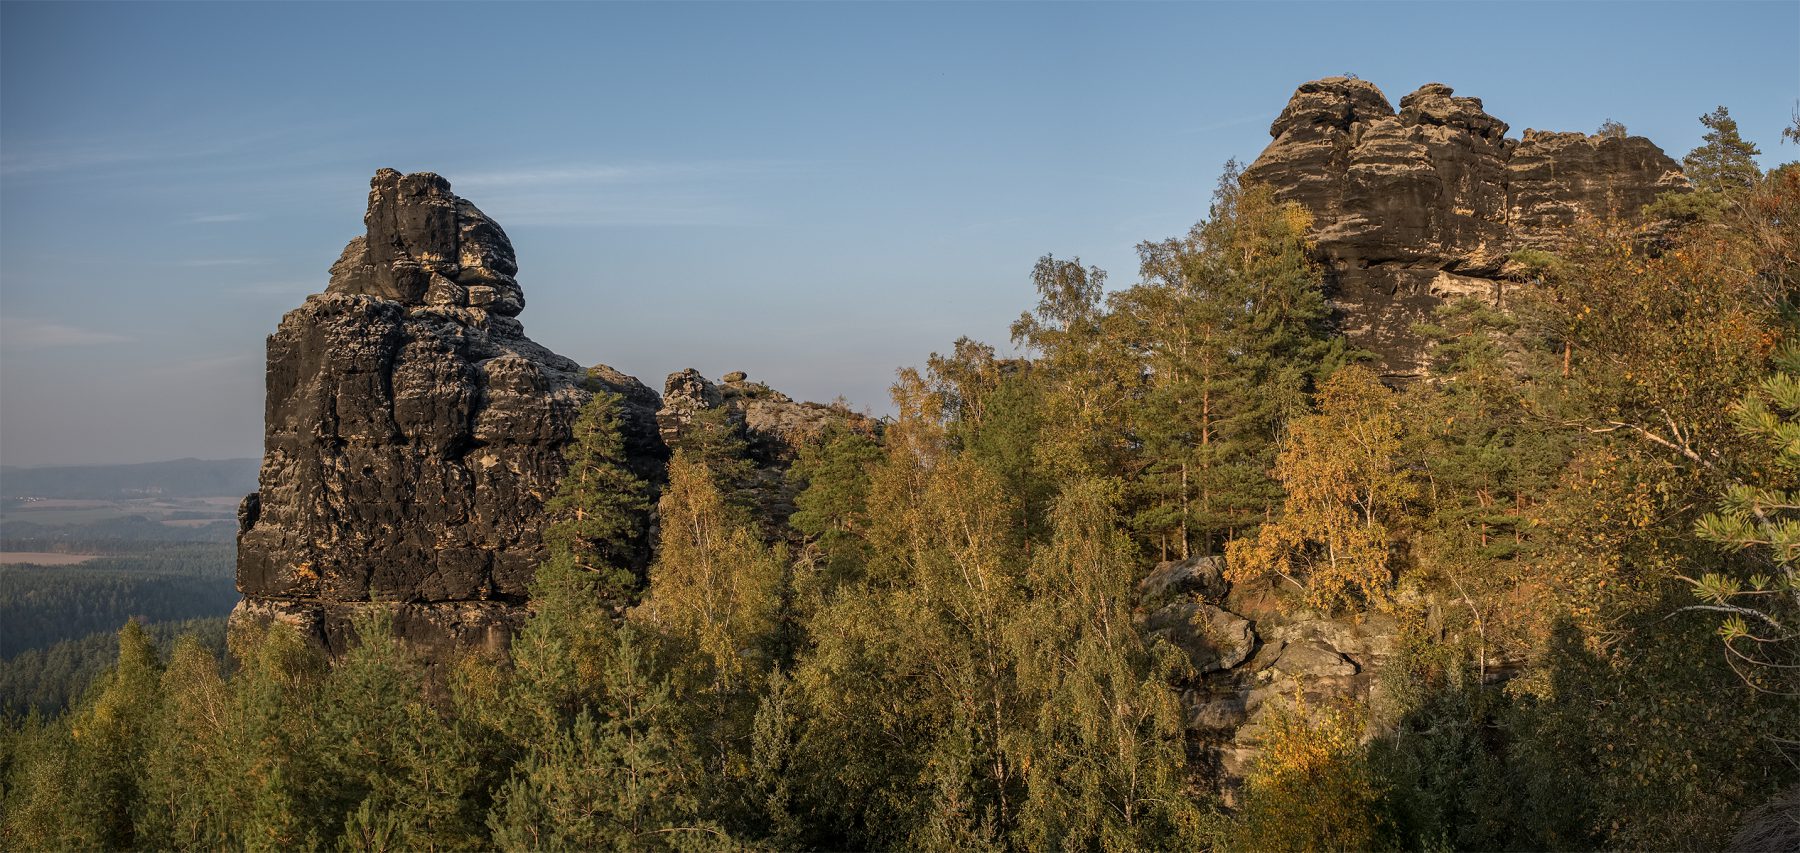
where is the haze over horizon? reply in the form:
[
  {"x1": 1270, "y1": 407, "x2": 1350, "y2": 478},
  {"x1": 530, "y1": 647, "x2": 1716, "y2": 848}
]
[{"x1": 3, "y1": 1, "x2": 1796, "y2": 467}]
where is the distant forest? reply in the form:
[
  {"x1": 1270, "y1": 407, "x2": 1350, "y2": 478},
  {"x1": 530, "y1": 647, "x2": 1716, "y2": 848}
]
[
  {"x1": 0, "y1": 514, "x2": 238, "y2": 711},
  {"x1": 0, "y1": 458, "x2": 258, "y2": 500}
]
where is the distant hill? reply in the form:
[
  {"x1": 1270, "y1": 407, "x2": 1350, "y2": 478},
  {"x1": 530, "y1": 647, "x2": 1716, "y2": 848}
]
[{"x1": 0, "y1": 458, "x2": 259, "y2": 499}]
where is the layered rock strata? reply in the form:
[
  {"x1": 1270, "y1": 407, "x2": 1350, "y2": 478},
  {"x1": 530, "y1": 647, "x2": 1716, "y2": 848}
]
[
  {"x1": 1244, "y1": 78, "x2": 1685, "y2": 375},
  {"x1": 233, "y1": 170, "x2": 666, "y2": 658}
]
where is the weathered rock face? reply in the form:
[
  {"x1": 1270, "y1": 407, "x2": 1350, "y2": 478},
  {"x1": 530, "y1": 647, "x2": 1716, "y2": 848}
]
[
  {"x1": 1244, "y1": 78, "x2": 1685, "y2": 375},
  {"x1": 234, "y1": 169, "x2": 665, "y2": 659},
  {"x1": 235, "y1": 172, "x2": 870, "y2": 658}
]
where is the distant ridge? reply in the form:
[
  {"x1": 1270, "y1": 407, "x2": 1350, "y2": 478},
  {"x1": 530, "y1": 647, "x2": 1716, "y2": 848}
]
[{"x1": 0, "y1": 458, "x2": 259, "y2": 499}]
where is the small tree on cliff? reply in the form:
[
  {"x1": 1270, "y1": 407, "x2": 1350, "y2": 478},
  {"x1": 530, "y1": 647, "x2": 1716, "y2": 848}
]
[{"x1": 1684, "y1": 106, "x2": 1763, "y2": 195}]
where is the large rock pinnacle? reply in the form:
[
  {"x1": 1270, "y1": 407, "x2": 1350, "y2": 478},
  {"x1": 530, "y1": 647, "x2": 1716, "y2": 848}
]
[
  {"x1": 233, "y1": 169, "x2": 665, "y2": 659},
  {"x1": 1243, "y1": 78, "x2": 1687, "y2": 376}
]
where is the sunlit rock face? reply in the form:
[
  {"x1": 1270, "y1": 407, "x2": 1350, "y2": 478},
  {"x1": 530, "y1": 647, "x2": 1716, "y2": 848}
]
[
  {"x1": 233, "y1": 169, "x2": 665, "y2": 659},
  {"x1": 232, "y1": 170, "x2": 873, "y2": 659},
  {"x1": 1244, "y1": 78, "x2": 1685, "y2": 376}
]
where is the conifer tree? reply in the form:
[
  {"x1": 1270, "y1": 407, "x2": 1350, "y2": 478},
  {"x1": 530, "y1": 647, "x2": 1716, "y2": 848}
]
[
  {"x1": 542, "y1": 391, "x2": 654, "y2": 600},
  {"x1": 315, "y1": 613, "x2": 486, "y2": 850},
  {"x1": 1117, "y1": 170, "x2": 1337, "y2": 559},
  {"x1": 487, "y1": 626, "x2": 719, "y2": 851},
  {"x1": 787, "y1": 424, "x2": 884, "y2": 592},
  {"x1": 1684, "y1": 106, "x2": 1764, "y2": 195}
]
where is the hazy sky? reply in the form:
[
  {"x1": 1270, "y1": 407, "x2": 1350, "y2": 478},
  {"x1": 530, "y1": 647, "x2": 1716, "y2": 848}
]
[{"x1": 2, "y1": 1, "x2": 1796, "y2": 466}]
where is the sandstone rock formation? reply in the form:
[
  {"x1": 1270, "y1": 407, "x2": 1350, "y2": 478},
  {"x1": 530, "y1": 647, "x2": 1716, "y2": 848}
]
[
  {"x1": 235, "y1": 171, "x2": 870, "y2": 658},
  {"x1": 234, "y1": 169, "x2": 666, "y2": 658},
  {"x1": 1244, "y1": 78, "x2": 1685, "y2": 375}
]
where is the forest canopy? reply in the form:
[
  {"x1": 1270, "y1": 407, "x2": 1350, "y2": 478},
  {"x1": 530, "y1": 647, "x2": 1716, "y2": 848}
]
[{"x1": 3, "y1": 113, "x2": 1797, "y2": 853}]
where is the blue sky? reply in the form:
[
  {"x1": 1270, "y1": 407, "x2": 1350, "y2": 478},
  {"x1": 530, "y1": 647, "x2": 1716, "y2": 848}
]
[{"x1": 2, "y1": 1, "x2": 1796, "y2": 466}]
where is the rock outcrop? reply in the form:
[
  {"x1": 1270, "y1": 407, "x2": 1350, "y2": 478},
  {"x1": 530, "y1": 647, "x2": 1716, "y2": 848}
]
[
  {"x1": 1244, "y1": 78, "x2": 1685, "y2": 375},
  {"x1": 1135, "y1": 554, "x2": 1401, "y2": 800},
  {"x1": 234, "y1": 169, "x2": 666, "y2": 659},
  {"x1": 658, "y1": 368, "x2": 879, "y2": 530},
  {"x1": 234, "y1": 170, "x2": 870, "y2": 659}
]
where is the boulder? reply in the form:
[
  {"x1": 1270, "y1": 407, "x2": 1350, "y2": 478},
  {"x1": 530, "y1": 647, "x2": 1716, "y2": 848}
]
[
  {"x1": 1142, "y1": 601, "x2": 1256, "y2": 674},
  {"x1": 1139, "y1": 554, "x2": 1229, "y2": 605}
]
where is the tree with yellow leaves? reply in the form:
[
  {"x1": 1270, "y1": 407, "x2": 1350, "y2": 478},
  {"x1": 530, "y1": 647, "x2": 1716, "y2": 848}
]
[
  {"x1": 1227, "y1": 365, "x2": 1413, "y2": 611},
  {"x1": 1232, "y1": 696, "x2": 1380, "y2": 852}
]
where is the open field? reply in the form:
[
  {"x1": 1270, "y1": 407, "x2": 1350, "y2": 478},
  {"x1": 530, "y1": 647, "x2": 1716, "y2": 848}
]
[
  {"x1": 2, "y1": 495, "x2": 240, "y2": 527},
  {"x1": 0, "y1": 552, "x2": 98, "y2": 565}
]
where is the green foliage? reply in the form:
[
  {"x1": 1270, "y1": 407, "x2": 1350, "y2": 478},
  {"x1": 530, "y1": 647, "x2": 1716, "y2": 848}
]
[
  {"x1": 1232, "y1": 697, "x2": 1381, "y2": 852},
  {"x1": 1116, "y1": 174, "x2": 1339, "y2": 558},
  {"x1": 0, "y1": 617, "x2": 225, "y2": 715},
  {"x1": 787, "y1": 424, "x2": 883, "y2": 591},
  {"x1": 1227, "y1": 365, "x2": 1414, "y2": 611},
  {"x1": 1011, "y1": 479, "x2": 1206, "y2": 850},
  {"x1": 1649, "y1": 106, "x2": 1765, "y2": 223},
  {"x1": 487, "y1": 626, "x2": 720, "y2": 851},
  {"x1": 1690, "y1": 338, "x2": 1800, "y2": 674},
  {"x1": 0, "y1": 545, "x2": 235, "y2": 657},
  {"x1": 7, "y1": 153, "x2": 1800, "y2": 853},
  {"x1": 1684, "y1": 105, "x2": 1764, "y2": 195},
  {"x1": 542, "y1": 391, "x2": 654, "y2": 599}
]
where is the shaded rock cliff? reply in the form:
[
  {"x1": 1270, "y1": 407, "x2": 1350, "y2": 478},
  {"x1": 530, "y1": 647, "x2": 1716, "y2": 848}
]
[
  {"x1": 233, "y1": 169, "x2": 666, "y2": 658},
  {"x1": 234, "y1": 170, "x2": 869, "y2": 658},
  {"x1": 1244, "y1": 78, "x2": 1685, "y2": 375}
]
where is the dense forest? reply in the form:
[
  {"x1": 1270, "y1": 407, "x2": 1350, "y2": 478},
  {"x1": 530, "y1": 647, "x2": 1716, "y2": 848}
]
[
  {"x1": 1, "y1": 111, "x2": 1795, "y2": 851},
  {"x1": 0, "y1": 546, "x2": 235, "y2": 658},
  {"x1": 0, "y1": 618, "x2": 226, "y2": 716}
]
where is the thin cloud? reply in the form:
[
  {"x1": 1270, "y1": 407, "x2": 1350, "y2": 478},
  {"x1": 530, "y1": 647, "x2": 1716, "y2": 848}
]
[
  {"x1": 181, "y1": 258, "x2": 266, "y2": 268},
  {"x1": 0, "y1": 318, "x2": 135, "y2": 349},
  {"x1": 448, "y1": 160, "x2": 802, "y2": 227},
  {"x1": 186, "y1": 213, "x2": 254, "y2": 224},
  {"x1": 148, "y1": 352, "x2": 258, "y2": 377},
  {"x1": 229, "y1": 281, "x2": 318, "y2": 298},
  {"x1": 0, "y1": 126, "x2": 312, "y2": 179}
]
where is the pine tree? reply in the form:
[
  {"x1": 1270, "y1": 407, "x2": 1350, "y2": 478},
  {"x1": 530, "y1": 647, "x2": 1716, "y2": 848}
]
[
  {"x1": 1684, "y1": 106, "x2": 1764, "y2": 194},
  {"x1": 1115, "y1": 171, "x2": 1338, "y2": 559},
  {"x1": 487, "y1": 626, "x2": 721, "y2": 851},
  {"x1": 316, "y1": 613, "x2": 486, "y2": 850},
  {"x1": 787, "y1": 424, "x2": 884, "y2": 593},
  {"x1": 542, "y1": 391, "x2": 654, "y2": 600}
]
